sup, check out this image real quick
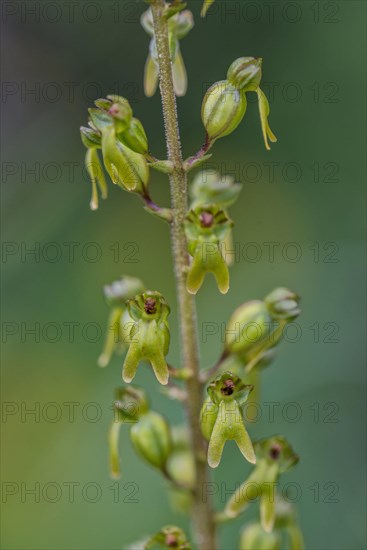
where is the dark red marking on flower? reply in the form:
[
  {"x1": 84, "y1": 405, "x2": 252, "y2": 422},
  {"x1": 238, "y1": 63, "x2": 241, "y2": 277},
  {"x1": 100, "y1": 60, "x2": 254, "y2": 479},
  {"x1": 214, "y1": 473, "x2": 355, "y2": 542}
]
[
  {"x1": 221, "y1": 378, "x2": 235, "y2": 396},
  {"x1": 144, "y1": 298, "x2": 157, "y2": 314},
  {"x1": 165, "y1": 533, "x2": 179, "y2": 547},
  {"x1": 200, "y1": 211, "x2": 214, "y2": 228},
  {"x1": 269, "y1": 443, "x2": 282, "y2": 460}
]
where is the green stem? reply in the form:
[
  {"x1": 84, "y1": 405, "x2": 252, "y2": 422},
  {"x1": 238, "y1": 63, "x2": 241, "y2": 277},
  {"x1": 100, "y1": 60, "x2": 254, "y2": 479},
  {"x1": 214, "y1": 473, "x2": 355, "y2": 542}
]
[{"x1": 150, "y1": 2, "x2": 217, "y2": 549}]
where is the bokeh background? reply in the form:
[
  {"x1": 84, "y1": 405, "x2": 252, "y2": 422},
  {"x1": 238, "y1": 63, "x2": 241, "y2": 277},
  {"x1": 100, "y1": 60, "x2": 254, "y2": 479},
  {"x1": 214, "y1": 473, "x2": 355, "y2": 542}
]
[{"x1": 1, "y1": 1, "x2": 366, "y2": 549}]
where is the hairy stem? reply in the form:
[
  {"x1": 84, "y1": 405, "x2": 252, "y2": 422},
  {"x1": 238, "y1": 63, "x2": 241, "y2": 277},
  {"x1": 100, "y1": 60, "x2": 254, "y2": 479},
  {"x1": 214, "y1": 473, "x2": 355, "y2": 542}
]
[{"x1": 150, "y1": 2, "x2": 217, "y2": 548}]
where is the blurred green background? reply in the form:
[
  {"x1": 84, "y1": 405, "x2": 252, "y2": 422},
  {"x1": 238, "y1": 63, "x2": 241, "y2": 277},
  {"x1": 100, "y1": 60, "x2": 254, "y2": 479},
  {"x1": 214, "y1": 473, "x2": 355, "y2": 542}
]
[{"x1": 1, "y1": 1, "x2": 366, "y2": 549}]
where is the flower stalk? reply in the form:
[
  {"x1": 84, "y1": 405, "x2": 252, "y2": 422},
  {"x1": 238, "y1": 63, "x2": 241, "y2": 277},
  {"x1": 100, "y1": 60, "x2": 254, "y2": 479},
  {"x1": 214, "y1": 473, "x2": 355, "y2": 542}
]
[{"x1": 150, "y1": 1, "x2": 217, "y2": 547}]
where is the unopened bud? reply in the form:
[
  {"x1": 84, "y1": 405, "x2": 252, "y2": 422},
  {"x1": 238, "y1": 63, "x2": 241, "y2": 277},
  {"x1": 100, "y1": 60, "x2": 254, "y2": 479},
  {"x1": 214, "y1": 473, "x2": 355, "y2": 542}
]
[
  {"x1": 117, "y1": 117, "x2": 149, "y2": 155},
  {"x1": 130, "y1": 411, "x2": 172, "y2": 469},
  {"x1": 265, "y1": 287, "x2": 301, "y2": 321},
  {"x1": 80, "y1": 126, "x2": 101, "y2": 149},
  {"x1": 201, "y1": 81, "x2": 247, "y2": 142},
  {"x1": 227, "y1": 57, "x2": 262, "y2": 90},
  {"x1": 102, "y1": 127, "x2": 149, "y2": 193},
  {"x1": 190, "y1": 171, "x2": 242, "y2": 209},
  {"x1": 107, "y1": 95, "x2": 133, "y2": 134}
]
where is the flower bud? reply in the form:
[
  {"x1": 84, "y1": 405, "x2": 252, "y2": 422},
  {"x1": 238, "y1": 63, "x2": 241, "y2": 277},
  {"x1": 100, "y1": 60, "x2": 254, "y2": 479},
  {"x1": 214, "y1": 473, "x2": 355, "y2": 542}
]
[
  {"x1": 227, "y1": 57, "x2": 262, "y2": 90},
  {"x1": 103, "y1": 276, "x2": 145, "y2": 309},
  {"x1": 190, "y1": 171, "x2": 242, "y2": 209},
  {"x1": 225, "y1": 300, "x2": 272, "y2": 358},
  {"x1": 265, "y1": 287, "x2": 301, "y2": 320},
  {"x1": 130, "y1": 411, "x2": 172, "y2": 469},
  {"x1": 122, "y1": 291, "x2": 170, "y2": 385},
  {"x1": 240, "y1": 523, "x2": 280, "y2": 550},
  {"x1": 201, "y1": 81, "x2": 247, "y2": 142},
  {"x1": 88, "y1": 107, "x2": 114, "y2": 131},
  {"x1": 200, "y1": 372, "x2": 256, "y2": 468},
  {"x1": 184, "y1": 206, "x2": 233, "y2": 294},
  {"x1": 169, "y1": 10, "x2": 194, "y2": 40},
  {"x1": 106, "y1": 95, "x2": 133, "y2": 134},
  {"x1": 224, "y1": 288, "x2": 301, "y2": 369},
  {"x1": 80, "y1": 126, "x2": 101, "y2": 149},
  {"x1": 145, "y1": 526, "x2": 191, "y2": 550},
  {"x1": 225, "y1": 435, "x2": 298, "y2": 531},
  {"x1": 101, "y1": 126, "x2": 149, "y2": 193},
  {"x1": 117, "y1": 117, "x2": 148, "y2": 155},
  {"x1": 114, "y1": 386, "x2": 149, "y2": 423}
]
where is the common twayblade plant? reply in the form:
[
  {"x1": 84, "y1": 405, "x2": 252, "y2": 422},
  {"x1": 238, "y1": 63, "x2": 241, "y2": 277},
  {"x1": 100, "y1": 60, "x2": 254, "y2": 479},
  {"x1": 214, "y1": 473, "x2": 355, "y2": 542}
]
[{"x1": 80, "y1": 1, "x2": 304, "y2": 548}]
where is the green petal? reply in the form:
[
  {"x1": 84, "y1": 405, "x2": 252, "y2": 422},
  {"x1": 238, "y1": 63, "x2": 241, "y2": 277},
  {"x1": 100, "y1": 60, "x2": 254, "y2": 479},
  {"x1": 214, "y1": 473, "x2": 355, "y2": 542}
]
[
  {"x1": 186, "y1": 249, "x2": 206, "y2": 294},
  {"x1": 207, "y1": 410, "x2": 226, "y2": 468},
  {"x1": 201, "y1": 0, "x2": 215, "y2": 17},
  {"x1": 287, "y1": 525, "x2": 305, "y2": 550},
  {"x1": 225, "y1": 458, "x2": 269, "y2": 517},
  {"x1": 257, "y1": 88, "x2": 277, "y2": 151},
  {"x1": 172, "y1": 49, "x2": 188, "y2": 97},
  {"x1": 122, "y1": 344, "x2": 140, "y2": 383},
  {"x1": 98, "y1": 307, "x2": 123, "y2": 367},
  {"x1": 150, "y1": 351, "x2": 169, "y2": 385},
  {"x1": 233, "y1": 420, "x2": 256, "y2": 464},
  {"x1": 108, "y1": 421, "x2": 122, "y2": 479},
  {"x1": 213, "y1": 251, "x2": 230, "y2": 294},
  {"x1": 260, "y1": 462, "x2": 279, "y2": 532},
  {"x1": 144, "y1": 53, "x2": 159, "y2": 98}
]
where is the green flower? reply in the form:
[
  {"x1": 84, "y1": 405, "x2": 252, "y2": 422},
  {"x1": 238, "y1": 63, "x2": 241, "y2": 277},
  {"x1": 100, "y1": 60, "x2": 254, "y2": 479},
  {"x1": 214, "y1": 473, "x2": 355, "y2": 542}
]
[
  {"x1": 184, "y1": 206, "x2": 233, "y2": 294},
  {"x1": 142, "y1": 8, "x2": 194, "y2": 97},
  {"x1": 225, "y1": 435, "x2": 299, "y2": 532},
  {"x1": 190, "y1": 170, "x2": 242, "y2": 266},
  {"x1": 200, "y1": 372, "x2": 256, "y2": 468},
  {"x1": 109, "y1": 386, "x2": 149, "y2": 479},
  {"x1": 98, "y1": 276, "x2": 145, "y2": 368},
  {"x1": 82, "y1": 96, "x2": 150, "y2": 203},
  {"x1": 145, "y1": 526, "x2": 191, "y2": 550},
  {"x1": 122, "y1": 291, "x2": 171, "y2": 385}
]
